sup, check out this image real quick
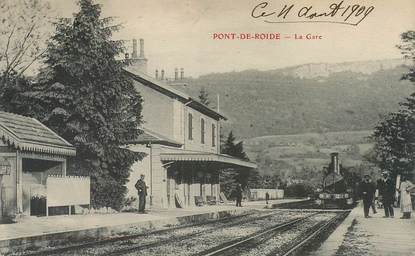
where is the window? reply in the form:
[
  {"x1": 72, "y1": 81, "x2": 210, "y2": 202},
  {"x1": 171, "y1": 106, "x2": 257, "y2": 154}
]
[
  {"x1": 188, "y1": 113, "x2": 193, "y2": 140},
  {"x1": 201, "y1": 118, "x2": 205, "y2": 144},
  {"x1": 212, "y1": 124, "x2": 216, "y2": 147}
]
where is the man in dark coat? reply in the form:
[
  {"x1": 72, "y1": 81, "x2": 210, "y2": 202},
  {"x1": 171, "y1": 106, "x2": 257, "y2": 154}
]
[
  {"x1": 265, "y1": 192, "x2": 270, "y2": 205},
  {"x1": 369, "y1": 177, "x2": 377, "y2": 214},
  {"x1": 360, "y1": 175, "x2": 376, "y2": 218},
  {"x1": 135, "y1": 174, "x2": 148, "y2": 213},
  {"x1": 377, "y1": 171, "x2": 395, "y2": 218},
  {"x1": 235, "y1": 183, "x2": 243, "y2": 207}
]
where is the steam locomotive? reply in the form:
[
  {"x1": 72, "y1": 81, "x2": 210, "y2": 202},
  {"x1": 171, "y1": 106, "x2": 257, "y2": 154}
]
[{"x1": 314, "y1": 152, "x2": 355, "y2": 209}]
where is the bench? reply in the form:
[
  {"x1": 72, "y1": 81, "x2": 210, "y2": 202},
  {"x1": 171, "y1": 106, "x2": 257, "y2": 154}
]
[
  {"x1": 206, "y1": 196, "x2": 217, "y2": 205},
  {"x1": 194, "y1": 196, "x2": 204, "y2": 206}
]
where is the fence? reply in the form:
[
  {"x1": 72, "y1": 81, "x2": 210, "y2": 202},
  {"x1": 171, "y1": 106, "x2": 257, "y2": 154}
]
[{"x1": 250, "y1": 189, "x2": 284, "y2": 200}]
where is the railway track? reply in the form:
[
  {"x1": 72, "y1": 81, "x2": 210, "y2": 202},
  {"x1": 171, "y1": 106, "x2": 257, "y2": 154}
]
[
  {"x1": 16, "y1": 210, "x2": 300, "y2": 256},
  {"x1": 195, "y1": 212, "x2": 320, "y2": 256},
  {"x1": 98, "y1": 210, "x2": 304, "y2": 256},
  {"x1": 280, "y1": 211, "x2": 349, "y2": 256},
  {"x1": 196, "y1": 210, "x2": 350, "y2": 256},
  {"x1": 15, "y1": 209, "x2": 349, "y2": 256},
  {"x1": 102, "y1": 211, "x2": 318, "y2": 256},
  {"x1": 271, "y1": 199, "x2": 317, "y2": 209}
]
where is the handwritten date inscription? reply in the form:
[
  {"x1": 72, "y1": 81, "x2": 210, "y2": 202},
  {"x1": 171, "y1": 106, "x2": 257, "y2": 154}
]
[{"x1": 251, "y1": 1, "x2": 375, "y2": 26}]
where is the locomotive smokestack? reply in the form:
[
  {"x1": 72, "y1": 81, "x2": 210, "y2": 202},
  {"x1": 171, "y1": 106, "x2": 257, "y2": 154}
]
[{"x1": 331, "y1": 152, "x2": 340, "y2": 174}]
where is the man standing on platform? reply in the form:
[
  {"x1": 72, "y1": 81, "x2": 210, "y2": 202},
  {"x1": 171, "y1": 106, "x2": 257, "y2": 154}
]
[
  {"x1": 135, "y1": 174, "x2": 148, "y2": 213},
  {"x1": 378, "y1": 171, "x2": 395, "y2": 218},
  {"x1": 369, "y1": 177, "x2": 377, "y2": 214},
  {"x1": 360, "y1": 175, "x2": 376, "y2": 218},
  {"x1": 235, "y1": 183, "x2": 243, "y2": 207}
]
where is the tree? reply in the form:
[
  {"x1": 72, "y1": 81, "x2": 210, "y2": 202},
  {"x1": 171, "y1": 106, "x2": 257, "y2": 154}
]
[
  {"x1": 372, "y1": 109, "x2": 415, "y2": 178},
  {"x1": 219, "y1": 169, "x2": 238, "y2": 199},
  {"x1": 248, "y1": 173, "x2": 284, "y2": 189},
  {"x1": 29, "y1": 0, "x2": 144, "y2": 210},
  {"x1": 398, "y1": 31, "x2": 415, "y2": 82},
  {"x1": 285, "y1": 183, "x2": 314, "y2": 198},
  {"x1": 372, "y1": 31, "x2": 415, "y2": 180},
  {"x1": 220, "y1": 131, "x2": 238, "y2": 197},
  {"x1": 221, "y1": 131, "x2": 253, "y2": 193},
  {"x1": 247, "y1": 169, "x2": 263, "y2": 189},
  {"x1": 198, "y1": 87, "x2": 210, "y2": 106},
  {"x1": 0, "y1": 0, "x2": 52, "y2": 111},
  {"x1": 221, "y1": 131, "x2": 248, "y2": 160}
]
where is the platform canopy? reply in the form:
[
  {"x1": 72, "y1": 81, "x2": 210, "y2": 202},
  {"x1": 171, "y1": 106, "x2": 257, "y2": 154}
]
[
  {"x1": 160, "y1": 149, "x2": 257, "y2": 169},
  {"x1": 0, "y1": 111, "x2": 76, "y2": 156}
]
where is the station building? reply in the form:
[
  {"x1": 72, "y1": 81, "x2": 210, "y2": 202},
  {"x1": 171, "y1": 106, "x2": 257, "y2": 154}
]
[
  {"x1": 124, "y1": 39, "x2": 256, "y2": 209},
  {"x1": 0, "y1": 111, "x2": 89, "y2": 221}
]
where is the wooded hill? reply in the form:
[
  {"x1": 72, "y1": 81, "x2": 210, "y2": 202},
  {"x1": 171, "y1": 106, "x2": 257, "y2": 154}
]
[{"x1": 178, "y1": 59, "x2": 413, "y2": 139}]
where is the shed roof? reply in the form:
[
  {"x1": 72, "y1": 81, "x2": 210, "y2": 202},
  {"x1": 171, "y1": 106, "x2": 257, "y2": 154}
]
[{"x1": 0, "y1": 111, "x2": 76, "y2": 156}]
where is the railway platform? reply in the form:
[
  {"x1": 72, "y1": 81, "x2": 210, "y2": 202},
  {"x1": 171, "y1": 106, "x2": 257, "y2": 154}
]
[
  {"x1": 313, "y1": 202, "x2": 415, "y2": 256},
  {"x1": 0, "y1": 199, "x2": 303, "y2": 254}
]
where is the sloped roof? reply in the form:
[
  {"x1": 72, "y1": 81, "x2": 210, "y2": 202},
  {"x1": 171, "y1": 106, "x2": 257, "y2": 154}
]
[
  {"x1": 123, "y1": 67, "x2": 227, "y2": 121},
  {"x1": 160, "y1": 148, "x2": 257, "y2": 169},
  {"x1": 0, "y1": 111, "x2": 76, "y2": 156},
  {"x1": 128, "y1": 128, "x2": 182, "y2": 147}
]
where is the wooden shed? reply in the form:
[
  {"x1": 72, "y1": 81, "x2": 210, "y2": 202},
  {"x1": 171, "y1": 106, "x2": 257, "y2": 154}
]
[{"x1": 0, "y1": 111, "x2": 89, "y2": 221}]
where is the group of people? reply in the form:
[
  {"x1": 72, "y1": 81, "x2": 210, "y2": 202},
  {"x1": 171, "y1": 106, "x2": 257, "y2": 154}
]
[
  {"x1": 135, "y1": 172, "x2": 414, "y2": 217},
  {"x1": 360, "y1": 171, "x2": 415, "y2": 219}
]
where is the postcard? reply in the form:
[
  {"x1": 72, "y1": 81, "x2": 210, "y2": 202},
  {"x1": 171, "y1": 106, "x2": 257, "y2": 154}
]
[{"x1": 0, "y1": 0, "x2": 414, "y2": 255}]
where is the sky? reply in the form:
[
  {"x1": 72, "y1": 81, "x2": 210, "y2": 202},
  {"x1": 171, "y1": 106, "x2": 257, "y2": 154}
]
[{"x1": 49, "y1": 0, "x2": 415, "y2": 78}]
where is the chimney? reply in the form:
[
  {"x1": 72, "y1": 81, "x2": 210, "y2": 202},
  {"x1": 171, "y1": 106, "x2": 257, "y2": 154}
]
[
  {"x1": 180, "y1": 68, "x2": 184, "y2": 80},
  {"x1": 128, "y1": 38, "x2": 148, "y2": 74},
  {"x1": 132, "y1": 39, "x2": 138, "y2": 59},
  {"x1": 139, "y1": 38, "x2": 145, "y2": 58},
  {"x1": 161, "y1": 69, "x2": 165, "y2": 80},
  {"x1": 155, "y1": 69, "x2": 159, "y2": 79},
  {"x1": 174, "y1": 68, "x2": 178, "y2": 81}
]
